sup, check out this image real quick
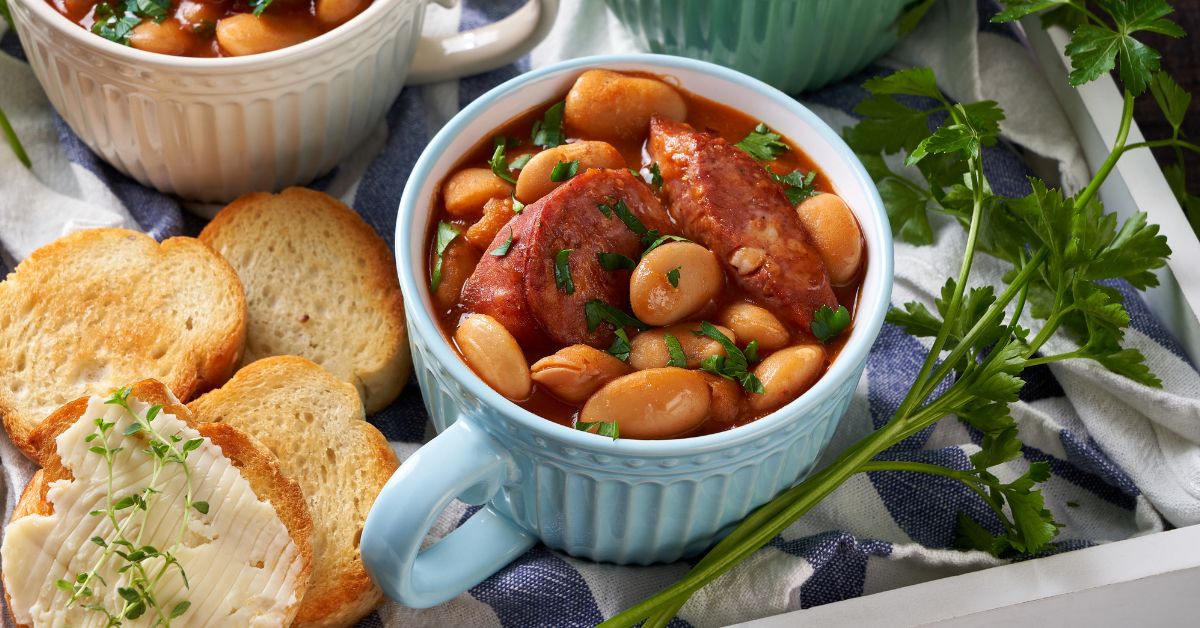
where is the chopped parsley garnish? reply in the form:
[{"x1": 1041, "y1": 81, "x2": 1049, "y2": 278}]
[
  {"x1": 128, "y1": 0, "x2": 170, "y2": 21},
  {"x1": 430, "y1": 221, "x2": 460, "y2": 291},
  {"x1": 490, "y1": 228, "x2": 514, "y2": 257},
  {"x1": 642, "y1": 234, "x2": 690, "y2": 254},
  {"x1": 550, "y1": 160, "x2": 579, "y2": 182},
  {"x1": 508, "y1": 153, "x2": 533, "y2": 171},
  {"x1": 531, "y1": 101, "x2": 566, "y2": 148},
  {"x1": 489, "y1": 142, "x2": 517, "y2": 184},
  {"x1": 511, "y1": 194, "x2": 525, "y2": 214},
  {"x1": 249, "y1": 0, "x2": 273, "y2": 16},
  {"x1": 649, "y1": 163, "x2": 664, "y2": 191},
  {"x1": 607, "y1": 329, "x2": 632, "y2": 361},
  {"x1": 769, "y1": 168, "x2": 818, "y2": 205},
  {"x1": 576, "y1": 420, "x2": 620, "y2": 440},
  {"x1": 692, "y1": 322, "x2": 764, "y2": 394},
  {"x1": 666, "y1": 266, "x2": 681, "y2": 288},
  {"x1": 811, "y1": 304, "x2": 851, "y2": 342},
  {"x1": 91, "y1": 2, "x2": 140, "y2": 44},
  {"x1": 585, "y1": 300, "x2": 648, "y2": 333},
  {"x1": 664, "y1": 333, "x2": 687, "y2": 367},
  {"x1": 597, "y1": 252, "x2": 637, "y2": 271},
  {"x1": 596, "y1": 198, "x2": 664, "y2": 248},
  {"x1": 736, "y1": 123, "x2": 789, "y2": 162},
  {"x1": 554, "y1": 248, "x2": 575, "y2": 294}
]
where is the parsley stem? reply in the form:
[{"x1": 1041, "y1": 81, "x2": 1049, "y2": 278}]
[
  {"x1": 1075, "y1": 90, "x2": 1135, "y2": 212},
  {"x1": 1024, "y1": 350, "x2": 1087, "y2": 367},
  {"x1": 1120, "y1": 138, "x2": 1200, "y2": 156},
  {"x1": 0, "y1": 104, "x2": 31, "y2": 169},
  {"x1": 894, "y1": 150, "x2": 986, "y2": 421}
]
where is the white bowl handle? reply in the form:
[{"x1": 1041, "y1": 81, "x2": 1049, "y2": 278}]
[{"x1": 407, "y1": 0, "x2": 560, "y2": 85}]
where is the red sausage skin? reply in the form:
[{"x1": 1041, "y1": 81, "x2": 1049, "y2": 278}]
[
  {"x1": 460, "y1": 168, "x2": 663, "y2": 348},
  {"x1": 647, "y1": 117, "x2": 837, "y2": 330}
]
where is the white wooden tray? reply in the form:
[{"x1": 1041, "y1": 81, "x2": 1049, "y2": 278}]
[{"x1": 734, "y1": 17, "x2": 1200, "y2": 628}]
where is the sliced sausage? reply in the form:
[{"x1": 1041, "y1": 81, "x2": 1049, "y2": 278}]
[
  {"x1": 460, "y1": 169, "x2": 666, "y2": 348},
  {"x1": 646, "y1": 117, "x2": 838, "y2": 331}
]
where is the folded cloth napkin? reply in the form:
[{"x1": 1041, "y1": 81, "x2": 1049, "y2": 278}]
[{"x1": 2, "y1": 1, "x2": 1198, "y2": 626}]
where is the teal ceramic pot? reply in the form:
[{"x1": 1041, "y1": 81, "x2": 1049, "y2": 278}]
[
  {"x1": 605, "y1": 0, "x2": 914, "y2": 93},
  {"x1": 361, "y1": 54, "x2": 893, "y2": 609}
]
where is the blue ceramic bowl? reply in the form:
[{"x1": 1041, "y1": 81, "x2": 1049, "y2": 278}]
[{"x1": 363, "y1": 53, "x2": 893, "y2": 609}]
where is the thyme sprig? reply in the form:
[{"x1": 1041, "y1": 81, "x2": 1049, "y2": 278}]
[{"x1": 57, "y1": 386, "x2": 200, "y2": 626}]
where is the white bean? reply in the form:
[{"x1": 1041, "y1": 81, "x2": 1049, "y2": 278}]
[
  {"x1": 580, "y1": 368, "x2": 710, "y2": 439},
  {"x1": 455, "y1": 314, "x2": 531, "y2": 400}
]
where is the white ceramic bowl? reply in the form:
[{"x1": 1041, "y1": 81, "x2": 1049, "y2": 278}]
[{"x1": 7, "y1": 0, "x2": 557, "y2": 203}]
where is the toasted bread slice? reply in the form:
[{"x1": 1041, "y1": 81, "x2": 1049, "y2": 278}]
[
  {"x1": 4, "y1": 380, "x2": 312, "y2": 627},
  {"x1": 0, "y1": 228, "x2": 246, "y2": 458},
  {"x1": 199, "y1": 188, "x2": 410, "y2": 414},
  {"x1": 188, "y1": 356, "x2": 398, "y2": 628}
]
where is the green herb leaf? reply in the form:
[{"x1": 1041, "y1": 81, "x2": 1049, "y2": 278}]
[
  {"x1": 597, "y1": 251, "x2": 636, "y2": 271},
  {"x1": 249, "y1": 0, "x2": 273, "y2": 17},
  {"x1": 607, "y1": 328, "x2": 632, "y2": 361},
  {"x1": 664, "y1": 333, "x2": 687, "y2": 368},
  {"x1": 0, "y1": 0, "x2": 13, "y2": 31},
  {"x1": 430, "y1": 221, "x2": 461, "y2": 292},
  {"x1": 125, "y1": 601, "x2": 147, "y2": 620},
  {"x1": 550, "y1": 160, "x2": 579, "y2": 182},
  {"x1": 90, "y1": 3, "x2": 141, "y2": 45},
  {"x1": 124, "y1": 0, "x2": 169, "y2": 22},
  {"x1": 488, "y1": 142, "x2": 517, "y2": 185},
  {"x1": 145, "y1": 405, "x2": 161, "y2": 422},
  {"x1": 811, "y1": 304, "x2": 851, "y2": 342},
  {"x1": 1063, "y1": 0, "x2": 1183, "y2": 96},
  {"x1": 182, "y1": 438, "x2": 203, "y2": 452},
  {"x1": 531, "y1": 101, "x2": 566, "y2": 148},
  {"x1": 991, "y1": 0, "x2": 1072, "y2": 24},
  {"x1": 554, "y1": 248, "x2": 575, "y2": 294},
  {"x1": 666, "y1": 266, "x2": 681, "y2": 288},
  {"x1": 907, "y1": 101, "x2": 1004, "y2": 166},
  {"x1": 576, "y1": 420, "x2": 620, "y2": 440},
  {"x1": 584, "y1": 300, "x2": 648, "y2": 333},
  {"x1": 897, "y1": 0, "x2": 938, "y2": 35},
  {"x1": 191, "y1": 501, "x2": 209, "y2": 515},
  {"x1": 1150, "y1": 71, "x2": 1191, "y2": 134},
  {"x1": 170, "y1": 601, "x2": 191, "y2": 619},
  {"x1": 91, "y1": 536, "x2": 108, "y2": 547},
  {"x1": 649, "y1": 162, "x2": 664, "y2": 191},
  {"x1": 767, "y1": 168, "x2": 818, "y2": 205},
  {"x1": 692, "y1": 322, "x2": 765, "y2": 393},
  {"x1": 511, "y1": 194, "x2": 525, "y2": 214},
  {"x1": 642, "y1": 234, "x2": 690, "y2": 255},
  {"x1": 490, "y1": 228, "x2": 514, "y2": 257},
  {"x1": 56, "y1": 579, "x2": 74, "y2": 593},
  {"x1": 122, "y1": 423, "x2": 143, "y2": 437},
  {"x1": 508, "y1": 153, "x2": 533, "y2": 172},
  {"x1": 735, "y1": 123, "x2": 789, "y2": 162}
]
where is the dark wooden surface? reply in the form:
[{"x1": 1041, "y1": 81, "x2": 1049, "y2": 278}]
[{"x1": 1132, "y1": 1, "x2": 1200, "y2": 191}]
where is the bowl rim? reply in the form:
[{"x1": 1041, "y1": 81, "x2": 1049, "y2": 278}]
[
  {"x1": 9, "y1": 0, "x2": 406, "y2": 70},
  {"x1": 397, "y1": 53, "x2": 894, "y2": 457}
]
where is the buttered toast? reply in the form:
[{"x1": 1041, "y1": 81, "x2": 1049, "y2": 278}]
[
  {"x1": 199, "y1": 188, "x2": 410, "y2": 414},
  {"x1": 0, "y1": 229, "x2": 246, "y2": 457},
  {"x1": 188, "y1": 356, "x2": 398, "y2": 628},
  {"x1": 3, "y1": 380, "x2": 312, "y2": 627}
]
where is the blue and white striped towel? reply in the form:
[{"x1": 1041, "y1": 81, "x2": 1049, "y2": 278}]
[{"x1": 2, "y1": 1, "x2": 1199, "y2": 626}]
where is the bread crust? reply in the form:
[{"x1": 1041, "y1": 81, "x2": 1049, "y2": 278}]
[
  {"x1": 199, "y1": 188, "x2": 410, "y2": 414},
  {"x1": 5, "y1": 380, "x2": 312, "y2": 626},
  {"x1": 0, "y1": 228, "x2": 247, "y2": 458},
  {"x1": 189, "y1": 356, "x2": 398, "y2": 627}
]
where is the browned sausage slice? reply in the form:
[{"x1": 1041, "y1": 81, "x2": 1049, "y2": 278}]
[
  {"x1": 647, "y1": 117, "x2": 838, "y2": 330},
  {"x1": 461, "y1": 168, "x2": 662, "y2": 348}
]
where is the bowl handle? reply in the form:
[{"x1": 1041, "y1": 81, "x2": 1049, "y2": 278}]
[
  {"x1": 407, "y1": 0, "x2": 561, "y2": 85},
  {"x1": 360, "y1": 416, "x2": 537, "y2": 607}
]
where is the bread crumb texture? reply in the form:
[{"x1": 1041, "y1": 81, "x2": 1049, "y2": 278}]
[
  {"x1": 0, "y1": 229, "x2": 247, "y2": 457},
  {"x1": 200, "y1": 188, "x2": 411, "y2": 414},
  {"x1": 189, "y1": 356, "x2": 398, "y2": 627}
]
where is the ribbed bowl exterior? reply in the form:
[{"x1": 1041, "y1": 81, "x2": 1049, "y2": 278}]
[
  {"x1": 410, "y1": 326, "x2": 859, "y2": 564},
  {"x1": 8, "y1": 0, "x2": 423, "y2": 202},
  {"x1": 605, "y1": 0, "x2": 910, "y2": 93}
]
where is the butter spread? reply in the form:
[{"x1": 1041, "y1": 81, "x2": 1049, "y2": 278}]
[{"x1": 1, "y1": 394, "x2": 304, "y2": 627}]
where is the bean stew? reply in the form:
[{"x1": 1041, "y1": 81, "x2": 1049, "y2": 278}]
[
  {"x1": 428, "y1": 69, "x2": 866, "y2": 440},
  {"x1": 47, "y1": 0, "x2": 371, "y2": 56}
]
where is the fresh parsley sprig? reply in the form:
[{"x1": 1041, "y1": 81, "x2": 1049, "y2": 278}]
[
  {"x1": 736, "y1": 123, "x2": 789, "y2": 161},
  {"x1": 430, "y1": 221, "x2": 460, "y2": 292},
  {"x1": 0, "y1": 105, "x2": 30, "y2": 169},
  {"x1": 531, "y1": 101, "x2": 566, "y2": 148},
  {"x1": 576, "y1": 420, "x2": 620, "y2": 440},
  {"x1": 607, "y1": 4, "x2": 1182, "y2": 622}
]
